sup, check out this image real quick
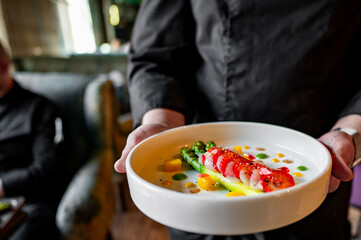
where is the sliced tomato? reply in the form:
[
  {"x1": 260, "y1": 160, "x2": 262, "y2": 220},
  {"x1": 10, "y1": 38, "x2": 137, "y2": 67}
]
[
  {"x1": 218, "y1": 157, "x2": 233, "y2": 176},
  {"x1": 201, "y1": 154, "x2": 206, "y2": 165},
  {"x1": 210, "y1": 147, "x2": 222, "y2": 170},
  {"x1": 232, "y1": 159, "x2": 257, "y2": 179},
  {"x1": 260, "y1": 170, "x2": 295, "y2": 192}
]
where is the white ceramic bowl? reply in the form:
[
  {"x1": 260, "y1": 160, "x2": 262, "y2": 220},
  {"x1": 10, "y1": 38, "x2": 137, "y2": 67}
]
[{"x1": 126, "y1": 122, "x2": 331, "y2": 235}]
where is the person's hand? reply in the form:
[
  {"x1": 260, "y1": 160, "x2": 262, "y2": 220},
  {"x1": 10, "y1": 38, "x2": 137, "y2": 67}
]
[
  {"x1": 318, "y1": 131, "x2": 354, "y2": 193},
  {"x1": 114, "y1": 123, "x2": 173, "y2": 173},
  {"x1": 114, "y1": 108, "x2": 185, "y2": 173}
]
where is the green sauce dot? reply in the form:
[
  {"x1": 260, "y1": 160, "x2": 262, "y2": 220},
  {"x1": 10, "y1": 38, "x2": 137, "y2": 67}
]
[
  {"x1": 256, "y1": 153, "x2": 268, "y2": 159},
  {"x1": 172, "y1": 173, "x2": 187, "y2": 181},
  {"x1": 297, "y1": 166, "x2": 308, "y2": 171}
]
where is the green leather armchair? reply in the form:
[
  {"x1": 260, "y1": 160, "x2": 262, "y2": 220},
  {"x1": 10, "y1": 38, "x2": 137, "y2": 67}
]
[{"x1": 13, "y1": 72, "x2": 118, "y2": 240}]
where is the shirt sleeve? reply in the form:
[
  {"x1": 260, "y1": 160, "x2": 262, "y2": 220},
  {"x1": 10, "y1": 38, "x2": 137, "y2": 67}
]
[
  {"x1": 1, "y1": 99, "x2": 67, "y2": 203},
  {"x1": 127, "y1": 0, "x2": 198, "y2": 127},
  {"x1": 339, "y1": 23, "x2": 361, "y2": 119}
]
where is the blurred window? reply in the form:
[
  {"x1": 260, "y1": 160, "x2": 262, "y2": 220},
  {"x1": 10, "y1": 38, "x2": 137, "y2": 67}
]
[{"x1": 56, "y1": 0, "x2": 97, "y2": 54}]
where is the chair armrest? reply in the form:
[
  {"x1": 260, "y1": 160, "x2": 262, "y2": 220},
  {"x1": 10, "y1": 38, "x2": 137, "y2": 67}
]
[{"x1": 56, "y1": 149, "x2": 115, "y2": 240}]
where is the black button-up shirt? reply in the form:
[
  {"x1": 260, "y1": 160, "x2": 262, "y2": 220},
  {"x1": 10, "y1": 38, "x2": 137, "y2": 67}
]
[
  {"x1": 127, "y1": 1, "x2": 361, "y2": 239},
  {"x1": 128, "y1": 0, "x2": 361, "y2": 138},
  {"x1": 0, "y1": 81, "x2": 66, "y2": 204}
]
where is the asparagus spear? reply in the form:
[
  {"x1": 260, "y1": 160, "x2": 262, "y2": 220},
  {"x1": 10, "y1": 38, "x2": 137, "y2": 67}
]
[
  {"x1": 205, "y1": 141, "x2": 216, "y2": 151},
  {"x1": 180, "y1": 146, "x2": 204, "y2": 172},
  {"x1": 192, "y1": 141, "x2": 206, "y2": 156},
  {"x1": 190, "y1": 140, "x2": 216, "y2": 157}
]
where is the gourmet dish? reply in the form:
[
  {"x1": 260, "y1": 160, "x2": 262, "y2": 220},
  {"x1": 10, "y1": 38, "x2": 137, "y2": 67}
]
[
  {"x1": 148, "y1": 140, "x2": 311, "y2": 197},
  {"x1": 128, "y1": 122, "x2": 331, "y2": 234}
]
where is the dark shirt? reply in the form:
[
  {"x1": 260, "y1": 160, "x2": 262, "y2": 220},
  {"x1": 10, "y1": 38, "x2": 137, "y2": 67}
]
[
  {"x1": 127, "y1": 1, "x2": 361, "y2": 239},
  {"x1": 0, "y1": 81, "x2": 66, "y2": 205},
  {"x1": 128, "y1": 0, "x2": 361, "y2": 138}
]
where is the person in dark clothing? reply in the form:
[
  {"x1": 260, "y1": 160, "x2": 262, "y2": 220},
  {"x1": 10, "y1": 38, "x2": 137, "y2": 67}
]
[
  {"x1": 114, "y1": 1, "x2": 361, "y2": 239},
  {"x1": 0, "y1": 43, "x2": 68, "y2": 239}
]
